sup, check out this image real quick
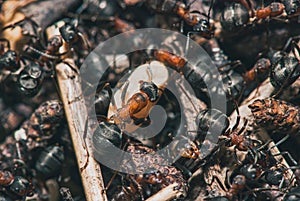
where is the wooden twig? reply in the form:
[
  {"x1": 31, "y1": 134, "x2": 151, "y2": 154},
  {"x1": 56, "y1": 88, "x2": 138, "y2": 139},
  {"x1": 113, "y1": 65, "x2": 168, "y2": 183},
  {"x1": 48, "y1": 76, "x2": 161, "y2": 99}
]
[
  {"x1": 55, "y1": 59, "x2": 108, "y2": 201},
  {"x1": 145, "y1": 183, "x2": 186, "y2": 201}
]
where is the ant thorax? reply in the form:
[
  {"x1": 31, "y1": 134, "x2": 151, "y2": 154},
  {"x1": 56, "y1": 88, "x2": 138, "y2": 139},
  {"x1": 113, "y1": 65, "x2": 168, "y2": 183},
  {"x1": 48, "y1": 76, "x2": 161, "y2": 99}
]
[{"x1": 107, "y1": 61, "x2": 169, "y2": 133}]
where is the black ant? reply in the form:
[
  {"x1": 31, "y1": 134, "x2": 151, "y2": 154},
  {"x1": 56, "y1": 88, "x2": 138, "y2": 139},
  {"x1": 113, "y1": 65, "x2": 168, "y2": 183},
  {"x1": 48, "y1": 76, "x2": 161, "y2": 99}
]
[{"x1": 144, "y1": 0, "x2": 214, "y2": 38}]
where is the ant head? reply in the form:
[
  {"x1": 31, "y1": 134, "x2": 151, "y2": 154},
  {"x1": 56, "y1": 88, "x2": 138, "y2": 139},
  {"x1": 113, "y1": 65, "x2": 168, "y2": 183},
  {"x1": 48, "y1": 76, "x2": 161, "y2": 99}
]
[
  {"x1": 9, "y1": 176, "x2": 30, "y2": 196},
  {"x1": 193, "y1": 18, "x2": 213, "y2": 38},
  {"x1": 139, "y1": 81, "x2": 159, "y2": 102},
  {"x1": 1, "y1": 50, "x2": 19, "y2": 70},
  {"x1": 240, "y1": 164, "x2": 260, "y2": 180},
  {"x1": 231, "y1": 174, "x2": 246, "y2": 189},
  {"x1": 59, "y1": 23, "x2": 77, "y2": 43},
  {"x1": 48, "y1": 36, "x2": 63, "y2": 51}
]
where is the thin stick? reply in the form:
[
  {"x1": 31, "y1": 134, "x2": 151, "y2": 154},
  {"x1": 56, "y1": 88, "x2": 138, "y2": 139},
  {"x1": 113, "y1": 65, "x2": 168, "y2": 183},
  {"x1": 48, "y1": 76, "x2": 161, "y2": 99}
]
[
  {"x1": 145, "y1": 183, "x2": 186, "y2": 201},
  {"x1": 56, "y1": 59, "x2": 108, "y2": 201}
]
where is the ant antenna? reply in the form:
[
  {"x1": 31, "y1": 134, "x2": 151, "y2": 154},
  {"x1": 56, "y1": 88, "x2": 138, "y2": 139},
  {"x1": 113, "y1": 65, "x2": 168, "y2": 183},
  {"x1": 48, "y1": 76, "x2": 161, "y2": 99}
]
[
  {"x1": 176, "y1": 78, "x2": 199, "y2": 113},
  {"x1": 231, "y1": 100, "x2": 240, "y2": 132}
]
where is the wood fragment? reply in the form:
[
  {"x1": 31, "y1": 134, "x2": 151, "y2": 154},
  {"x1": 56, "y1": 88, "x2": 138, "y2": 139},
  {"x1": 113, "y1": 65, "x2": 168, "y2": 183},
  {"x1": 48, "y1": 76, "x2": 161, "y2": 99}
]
[
  {"x1": 145, "y1": 183, "x2": 186, "y2": 201},
  {"x1": 56, "y1": 59, "x2": 108, "y2": 201}
]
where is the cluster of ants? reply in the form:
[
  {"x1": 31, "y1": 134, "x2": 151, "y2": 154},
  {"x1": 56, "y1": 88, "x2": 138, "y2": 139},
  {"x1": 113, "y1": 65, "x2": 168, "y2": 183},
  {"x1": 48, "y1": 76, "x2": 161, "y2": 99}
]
[{"x1": 1, "y1": 0, "x2": 300, "y2": 200}]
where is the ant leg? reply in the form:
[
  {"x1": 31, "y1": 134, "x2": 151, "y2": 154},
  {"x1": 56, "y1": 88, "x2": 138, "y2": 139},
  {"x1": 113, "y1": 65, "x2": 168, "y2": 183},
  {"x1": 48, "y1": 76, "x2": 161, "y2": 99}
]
[
  {"x1": 292, "y1": 40, "x2": 300, "y2": 61},
  {"x1": 61, "y1": 60, "x2": 79, "y2": 75},
  {"x1": 24, "y1": 45, "x2": 60, "y2": 60},
  {"x1": 231, "y1": 100, "x2": 241, "y2": 132},
  {"x1": 129, "y1": 176, "x2": 144, "y2": 200},
  {"x1": 121, "y1": 81, "x2": 129, "y2": 108},
  {"x1": 176, "y1": 79, "x2": 198, "y2": 112},
  {"x1": 218, "y1": 60, "x2": 242, "y2": 74},
  {"x1": 233, "y1": 146, "x2": 243, "y2": 165},
  {"x1": 273, "y1": 151, "x2": 297, "y2": 165},
  {"x1": 0, "y1": 38, "x2": 11, "y2": 50},
  {"x1": 282, "y1": 36, "x2": 300, "y2": 52},
  {"x1": 145, "y1": 64, "x2": 153, "y2": 82},
  {"x1": 237, "y1": 84, "x2": 245, "y2": 104},
  {"x1": 78, "y1": 32, "x2": 91, "y2": 51},
  {"x1": 184, "y1": 31, "x2": 194, "y2": 56},
  {"x1": 267, "y1": 135, "x2": 290, "y2": 151},
  {"x1": 237, "y1": 119, "x2": 248, "y2": 135}
]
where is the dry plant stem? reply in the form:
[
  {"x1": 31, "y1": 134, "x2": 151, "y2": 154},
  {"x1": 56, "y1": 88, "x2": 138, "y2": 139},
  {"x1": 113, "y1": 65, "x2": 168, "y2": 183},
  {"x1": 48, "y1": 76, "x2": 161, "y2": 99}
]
[
  {"x1": 56, "y1": 59, "x2": 108, "y2": 201},
  {"x1": 229, "y1": 78, "x2": 295, "y2": 182},
  {"x1": 145, "y1": 183, "x2": 185, "y2": 201}
]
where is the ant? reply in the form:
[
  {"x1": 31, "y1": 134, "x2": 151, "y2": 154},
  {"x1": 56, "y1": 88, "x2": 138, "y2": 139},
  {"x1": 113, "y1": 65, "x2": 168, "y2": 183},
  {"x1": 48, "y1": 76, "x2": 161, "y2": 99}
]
[
  {"x1": 98, "y1": 61, "x2": 168, "y2": 133},
  {"x1": 109, "y1": 143, "x2": 188, "y2": 200},
  {"x1": 197, "y1": 107, "x2": 262, "y2": 164},
  {"x1": 207, "y1": 172, "x2": 247, "y2": 200},
  {"x1": 35, "y1": 145, "x2": 65, "y2": 178},
  {"x1": 0, "y1": 170, "x2": 33, "y2": 199},
  {"x1": 242, "y1": 57, "x2": 271, "y2": 85},
  {"x1": 0, "y1": 38, "x2": 44, "y2": 96},
  {"x1": 144, "y1": 0, "x2": 214, "y2": 38},
  {"x1": 284, "y1": 186, "x2": 300, "y2": 200},
  {"x1": 255, "y1": 1, "x2": 285, "y2": 20},
  {"x1": 153, "y1": 37, "x2": 248, "y2": 106},
  {"x1": 220, "y1": 2, "x2": 250, "y2": 31},
  {"x1": 268, "y1": 37, "x2": 300, "y2": 95},
  {"x1": 0, "y1": 39, "x2": 20, "y2": 72},
  {"x1": 16, "y1": 100, "x2": 65, "y2": 150},
  {"x1": 281, "y1": 0, "x2": 300, "y2": 16},
  {"x1": 92, "y1": 61, "x2": 168, "y2": 163},
  {"x1": 24, "y1": 18, "x2": 89, "y2": 73}
]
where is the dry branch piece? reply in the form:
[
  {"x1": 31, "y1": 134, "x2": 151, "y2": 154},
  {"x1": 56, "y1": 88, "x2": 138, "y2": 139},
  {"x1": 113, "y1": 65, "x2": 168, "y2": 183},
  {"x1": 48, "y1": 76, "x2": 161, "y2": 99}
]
[
  {"x1": 56, "y1": 59, "x2": 108, "y2": 201},
  {"x1": 145, "y1": 183, "x2": 186, "y2": 201}
]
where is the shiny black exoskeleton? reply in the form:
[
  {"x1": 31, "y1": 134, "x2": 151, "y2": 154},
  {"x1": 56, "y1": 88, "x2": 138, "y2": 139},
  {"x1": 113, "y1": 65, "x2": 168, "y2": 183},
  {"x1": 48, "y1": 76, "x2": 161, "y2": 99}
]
[
  {"x1": 139, "y1": 81, "x2": 159, "y2": 102},
  {"x1": 95, "y1": 87, "x2": 111, "y2": 116},
  {"x1": 144, "y1": 0, "x2": 214, "y2": 37},
  {"x1": 196, "y1": 108, "x2": 229, "y2": 137},
  {"x1": 239, "y1": 164, "x2": 260, "y2": 181},
  {"x1": 35, "y1": 145, "x2": 65, "y2": 177},
  {"x1": 0, "y1": 38, "x2": 20, "y2": 72},
  {"x1": 220, "y1": 3, "x2": 249, "y2": 31},
  {"x1": 270, "y1": 53, "x2": 300, "y2": 90},
  {"x1": 92, "y1": 121, "x2": 122, "y2": 162},
  {"x1": 59, "y1": 19, "x2": 90, "y2": 51},
  {"x1": 269, "y1": 39, "x2": 300, "y2": 90},
  {"x1": 0, "y1": 50, "x2": 19, "y2": 71},
  {"x1": 282, "y1": 0, "x2": 300, "y2": 15},
  {"x1": 0, "y1": 170, "x2": 32, "y2": 198},
  {"x1": 206, "y1": 39, "x2": 244, "y2": 101},
  {"x1": 17, "y1": 62, "x2": 43, "y2": 97},
  {"x1": 283, "y1": 186, "x2": 300, "y2": 201},
  {"x1": 8, "y1": 176, "x2": 31, "y2": 197},
  {"x1": 59, "y1": 23, "x2": 78, "y2": 44},
  {"x1": 264, "y1": 169, "x2": 284, "y2": 185}
]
